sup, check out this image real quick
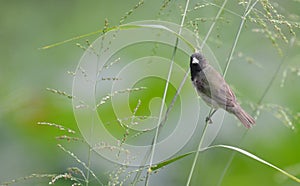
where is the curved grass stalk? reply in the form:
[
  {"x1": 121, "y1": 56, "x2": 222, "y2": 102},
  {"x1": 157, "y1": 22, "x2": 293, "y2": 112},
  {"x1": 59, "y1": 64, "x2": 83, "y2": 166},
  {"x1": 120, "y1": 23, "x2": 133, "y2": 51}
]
[
  {"x1": 149, "y1": 144, "x2": 300, "y2": 183},
  {"x1": 40, "y1": 24, "x2": 194, "y2": 51},
  {"x1": 208, "y1": 145, "x2": 300, "y2": 183}
]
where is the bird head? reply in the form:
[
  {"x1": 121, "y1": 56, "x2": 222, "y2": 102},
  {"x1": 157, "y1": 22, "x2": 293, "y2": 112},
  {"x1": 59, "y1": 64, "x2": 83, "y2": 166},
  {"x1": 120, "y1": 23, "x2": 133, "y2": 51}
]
[{"x1": 190, "y1": 52, "x2": 207, "y2": 72}]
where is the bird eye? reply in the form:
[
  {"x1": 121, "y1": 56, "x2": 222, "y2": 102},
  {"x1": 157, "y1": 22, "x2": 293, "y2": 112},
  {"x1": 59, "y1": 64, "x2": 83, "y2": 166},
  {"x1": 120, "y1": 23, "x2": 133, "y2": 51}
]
[{"x1": 192, "y1": 57, "x2": 199, "y2": 64}]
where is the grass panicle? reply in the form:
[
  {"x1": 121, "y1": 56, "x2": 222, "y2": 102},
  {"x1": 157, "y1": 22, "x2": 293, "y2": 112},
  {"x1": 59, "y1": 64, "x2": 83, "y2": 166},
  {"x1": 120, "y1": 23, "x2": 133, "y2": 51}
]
[
  {"x1": 281, "y1": 66, "x2": 300, "y2": 87},
  {"x1": 37, "y1": 122, "x2": 76, "y2": 134},
  {"x1": 57, "y1": 144, "x2": 103, "y2": 185},
  {"x1": 1, "y1": 174, "x2": 57, "y2": 186},
  {"x1": 96, "y1": 87, "x2": 147, "y2": 107},
  {"x1": 56, "y1": 135, "x2": 85, "y2": 142},
  {"x1": 92, "y1": 141, "x2": 131, "y2": 158},
  {"x1": 49, "y1": 172, "x2": 80, "y2": 185},
  {"x1": 119, "y1": 0, "x2": 144, "y2": 25},
  {"x1": 46, "y1": 88, "x2": 73, "y2": 99},
  {"x1": 259, "y1": 103, "x2": 296, "y2": 130}
]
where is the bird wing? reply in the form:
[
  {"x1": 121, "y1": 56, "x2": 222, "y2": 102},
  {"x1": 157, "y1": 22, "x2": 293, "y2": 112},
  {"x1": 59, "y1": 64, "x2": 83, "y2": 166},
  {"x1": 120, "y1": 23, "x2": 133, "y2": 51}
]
[{"x1": 201, "y1": 66, "x2": 236, "y2": 108}]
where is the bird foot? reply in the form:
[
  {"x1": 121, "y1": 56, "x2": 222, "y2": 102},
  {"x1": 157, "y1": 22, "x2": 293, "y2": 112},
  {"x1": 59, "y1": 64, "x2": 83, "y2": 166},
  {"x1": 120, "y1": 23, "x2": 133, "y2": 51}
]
[{"x1": 205, "y1": 117, "x2": 213, "y2": 124}]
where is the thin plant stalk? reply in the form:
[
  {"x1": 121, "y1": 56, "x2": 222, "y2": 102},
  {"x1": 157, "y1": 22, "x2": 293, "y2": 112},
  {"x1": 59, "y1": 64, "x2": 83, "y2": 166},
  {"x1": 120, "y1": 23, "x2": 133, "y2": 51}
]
[
  {"x1": 186, "y1": 109, "x2": 215, "y2": 186},
  {"x1": 144, "y1": 0, "x2": 191, "y2": 185},
  {"x1": 223, "y1": 0, "x2": 258, "y2": 77},
  {"x1": 185, "y1": 0, "x2": 228, "y2": 184},
  {"x1": 200, "y1": 0, "x2": 228, "y2": 50},
  {"x1": 217, "y1": 36, "x2": 295, "y2": 186}
]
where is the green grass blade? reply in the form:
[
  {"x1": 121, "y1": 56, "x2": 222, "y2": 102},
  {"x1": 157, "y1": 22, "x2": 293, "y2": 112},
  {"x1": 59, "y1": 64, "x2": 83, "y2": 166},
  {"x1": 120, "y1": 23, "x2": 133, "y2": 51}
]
[
  {"x1": 150, "y1": 144, "x2": 300, "y2": 183},
  {"x1": 40, "y1": 23, "x2": 195, "y2": 51},
  {"x1": 206, "y1": 144, "x2": 300, "y2": 183},
  {"x1": 150, "y1": 151, "x2": 195, "y2": 172}
]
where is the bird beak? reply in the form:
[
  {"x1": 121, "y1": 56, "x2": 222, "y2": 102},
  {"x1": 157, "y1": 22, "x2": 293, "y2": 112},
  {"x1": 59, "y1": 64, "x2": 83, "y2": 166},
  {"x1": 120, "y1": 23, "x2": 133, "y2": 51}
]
[{"x1": 192, "y1": 57, "x2": 199, "y2": 64}]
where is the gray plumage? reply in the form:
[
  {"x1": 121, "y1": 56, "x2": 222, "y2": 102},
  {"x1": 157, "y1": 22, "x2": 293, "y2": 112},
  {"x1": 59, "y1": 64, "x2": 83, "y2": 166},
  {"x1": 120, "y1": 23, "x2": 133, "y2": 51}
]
[{"x1": 190, "y1": 52, "x2": 255, "y2": 128}]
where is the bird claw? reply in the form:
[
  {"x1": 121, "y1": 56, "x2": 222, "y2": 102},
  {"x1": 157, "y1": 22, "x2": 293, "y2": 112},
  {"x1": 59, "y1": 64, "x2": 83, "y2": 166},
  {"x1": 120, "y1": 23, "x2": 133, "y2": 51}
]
[{"x1": 206, "y1": 117, "x2": 213, "y2": 124}]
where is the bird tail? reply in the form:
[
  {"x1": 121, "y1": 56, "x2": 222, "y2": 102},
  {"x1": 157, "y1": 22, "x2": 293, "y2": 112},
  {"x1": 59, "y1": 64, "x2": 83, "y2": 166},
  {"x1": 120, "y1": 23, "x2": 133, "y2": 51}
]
[{"x1": 233, "y1": 106, "x2": 255, "y2": 128}]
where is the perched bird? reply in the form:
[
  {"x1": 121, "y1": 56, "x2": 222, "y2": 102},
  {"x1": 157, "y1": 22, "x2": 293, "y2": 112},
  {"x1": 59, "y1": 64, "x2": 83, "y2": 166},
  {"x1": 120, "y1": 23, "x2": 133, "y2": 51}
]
[{"x1": 190, "y1": 52, "x2": 255, "y2": 128}]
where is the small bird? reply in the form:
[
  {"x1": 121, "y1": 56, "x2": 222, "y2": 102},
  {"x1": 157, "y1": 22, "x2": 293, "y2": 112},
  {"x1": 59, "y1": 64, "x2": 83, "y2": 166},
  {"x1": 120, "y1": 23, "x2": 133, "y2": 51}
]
[{"x1": 190, "y1": 52, "x2": 255, "y2": 128}]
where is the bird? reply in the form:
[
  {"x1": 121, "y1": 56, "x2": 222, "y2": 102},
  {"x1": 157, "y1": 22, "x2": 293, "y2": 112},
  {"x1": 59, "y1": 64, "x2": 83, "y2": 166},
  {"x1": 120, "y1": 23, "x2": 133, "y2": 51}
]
[{"x1": 190, "y1": 52, "x2": 255, "y2": 128}]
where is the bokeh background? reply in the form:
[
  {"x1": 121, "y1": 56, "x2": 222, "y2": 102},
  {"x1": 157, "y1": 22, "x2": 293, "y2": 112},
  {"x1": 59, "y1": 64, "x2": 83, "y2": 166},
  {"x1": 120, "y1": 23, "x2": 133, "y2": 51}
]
[{"x1": 1, "y1": 0, "x2": 300, "y2": 185}]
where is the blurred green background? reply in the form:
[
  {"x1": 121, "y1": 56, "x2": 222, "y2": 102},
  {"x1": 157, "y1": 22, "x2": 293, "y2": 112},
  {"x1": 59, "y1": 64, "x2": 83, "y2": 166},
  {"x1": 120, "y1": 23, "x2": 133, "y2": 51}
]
[{"x1": 1, "y1": 0, "x2": 300, "y2": 185}]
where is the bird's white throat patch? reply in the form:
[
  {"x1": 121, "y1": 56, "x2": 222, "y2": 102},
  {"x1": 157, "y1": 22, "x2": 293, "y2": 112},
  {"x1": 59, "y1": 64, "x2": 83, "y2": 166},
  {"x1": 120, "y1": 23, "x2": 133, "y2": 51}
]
[{"x1": 192, "y1": 57, "x2": 199, "y2": 64}]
